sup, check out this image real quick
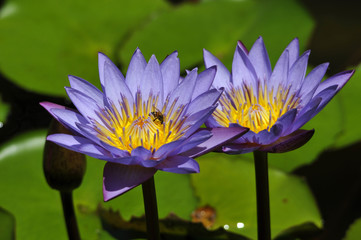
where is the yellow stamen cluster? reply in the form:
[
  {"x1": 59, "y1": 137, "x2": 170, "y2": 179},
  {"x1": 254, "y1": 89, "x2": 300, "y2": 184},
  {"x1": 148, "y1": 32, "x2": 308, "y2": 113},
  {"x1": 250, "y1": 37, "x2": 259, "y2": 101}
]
[
  {"x1": 213, "y1": 83, "x2": 300, "y2": 133},
  {"x1": 93, "y1": 93, "x2": 189, "y2": 153}
]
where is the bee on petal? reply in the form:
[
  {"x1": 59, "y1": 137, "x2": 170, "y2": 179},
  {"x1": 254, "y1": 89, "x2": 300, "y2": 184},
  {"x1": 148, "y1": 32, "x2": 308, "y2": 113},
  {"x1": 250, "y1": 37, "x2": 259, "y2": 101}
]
[{"x1": 149, "y1": 108, "x2": 164, "y2": 126}]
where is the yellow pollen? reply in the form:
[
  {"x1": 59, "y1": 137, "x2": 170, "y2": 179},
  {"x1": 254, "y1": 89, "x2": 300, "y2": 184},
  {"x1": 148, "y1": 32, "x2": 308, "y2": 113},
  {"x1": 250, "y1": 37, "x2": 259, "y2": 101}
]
[
  {"x1": 134, "y1": 117, "x2": 146, "y2": 128},
  {"x1": 92, "y1": 92, "x2": 189, "y2": 153},
  {"x1": 213, "y1": 83, "x2": 300, "y2": 133}
]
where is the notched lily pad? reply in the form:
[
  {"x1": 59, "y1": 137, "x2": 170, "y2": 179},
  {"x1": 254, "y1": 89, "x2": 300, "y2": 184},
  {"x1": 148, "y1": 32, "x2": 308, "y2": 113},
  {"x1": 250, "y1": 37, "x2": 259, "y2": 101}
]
[
  {"x1": 334, "y1": 64, "x2": 361, "y2": 148},
  {"x1": 344, "y1": 218, "x2": 361, "y2": 240},
  {"x1": 0, "y1": 207, "x2": 15, "y2": 240},
  {"x1": 0, "y1": 96, "x2": 10, "y2": 128},
  {"x1": 191, "y1": 153, "x2": 322, "y2": 239},
  {"x1": 98, "y1": 205, "x2": 251, "y2": 240},
  {"x1": 274, "y1": 222, "x2": 322, "y2": 240}
]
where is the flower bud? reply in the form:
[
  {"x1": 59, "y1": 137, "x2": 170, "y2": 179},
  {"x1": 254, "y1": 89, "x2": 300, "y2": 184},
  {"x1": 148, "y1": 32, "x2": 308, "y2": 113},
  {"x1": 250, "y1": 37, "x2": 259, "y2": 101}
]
[{"x1": 43, "y1": 120, "x2": 86, "y2": 192}]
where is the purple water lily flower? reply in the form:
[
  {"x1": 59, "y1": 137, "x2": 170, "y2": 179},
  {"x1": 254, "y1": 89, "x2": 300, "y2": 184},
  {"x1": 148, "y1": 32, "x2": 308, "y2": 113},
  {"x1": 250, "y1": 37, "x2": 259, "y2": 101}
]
[
  {"x1": 41, "y1": 49, "x2": 247, "y2": 201},
  {"x1": 203, "y1": 37, "x2": 354, "y2": 154}
]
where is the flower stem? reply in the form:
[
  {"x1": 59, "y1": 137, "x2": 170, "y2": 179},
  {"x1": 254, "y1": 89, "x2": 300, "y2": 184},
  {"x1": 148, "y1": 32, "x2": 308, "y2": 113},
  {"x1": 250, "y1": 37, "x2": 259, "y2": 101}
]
[
  {"x1": 142, "y1": 176, "x2": 160, "y2": 240},
  {"x1": 253, "y1": 151, "x2": 271, "y2": 240},
  {"x1": 60, "y1": 191, "x2": 81, "y2": 240}
]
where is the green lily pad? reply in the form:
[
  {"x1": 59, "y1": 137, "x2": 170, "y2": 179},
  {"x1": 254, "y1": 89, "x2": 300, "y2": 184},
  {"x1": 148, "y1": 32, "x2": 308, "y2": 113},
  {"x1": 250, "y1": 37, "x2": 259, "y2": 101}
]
[
  {"x1": 240, "y1": 0, "x2": 314, "y2": 65},
  {"x1": 120, "y1": 0, "x2": 314, "y2": 71},
  {"x1": 0, "y1": 130, "x2": 198, "y2": 239},
  {"x1": 120, "y1": 0, "x2": 257, "y2": 70},
  {"x1": 0, "y1": 0, "x2": 168, "y2": 97},
  {"x1": 79, "y1": 157, "x2": 198, "y2": 221},
  {"x1": 0, "y1": 96, "x2": 10, "y2": 127},
  {"x1": 191, "y1": 153, "x2": 322, "y2": 239},
  {"x1": 274, "y1": 222, "x2": 322, "y2": 240},
  {"x1": 99, "y1": 206, "x2": 251, "y2": 240},
  {"x1": 334, "y1": 64, "x2": 361, "y2": 148},
  {"x1": 0, "y1": 207, "x2": 15, "y2": 240},
  {"x1": 0, "y1": 130, "x2": 69, "y2": 240},
  {"x1": 344, "y1": 218, "x2": 361, "y2": 240}
]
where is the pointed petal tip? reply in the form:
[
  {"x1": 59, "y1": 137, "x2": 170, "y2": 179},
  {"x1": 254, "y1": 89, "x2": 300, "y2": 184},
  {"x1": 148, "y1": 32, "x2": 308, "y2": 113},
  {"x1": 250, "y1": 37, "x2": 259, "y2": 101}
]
[
  {"x1": 98, "y1": 52, "x2": 112, "y2": 66},
  {"x1": 134, "y1": 47, "x2": 143, "y2": 54},
  {"x1": 236, "y1": 43, "x2": 252, "y2": 59},
  {"x1": 149, "y1": 54, "x2": 159, "y2": 62},
  {"x1": 64, "y1": 86, "x2": 73, "y2": 96},
  {"x1": 131, "y1": 47, "x2": 145, "y2": 59},
  {"x1": 289, "y1": 37, "x2": 299, "y2": 45},
  {"x1": 348, "y1": 69, "x2": 356, "y2": 76},
  {"x1": 102, "y1": 183, "x2": 135, "y2": 202},
  {"x1": 39, "y1": 101, "x2": 51, "y2": 109},
  {"x1": 103, "y1": 194, "x2": 111, "y2": 202},
  {"x1": 68, "y1": 74, "x2": 81, "y2": 84},
  {"x1": 222, "y1": 143, "x2": 260, "y2": 154},
  {"x1": 169, "y1": 50, "x2": 178, "y2": 57},
  {"x1": 39, "y1": 101, "x2": 65, "y2": 112},
  {"x1": 102, "y1": 184, "x2": 135, "y2": 202},
  {"x1": 188, "y1": 67, "x2": 198, "y2": 75},
  {"x1": 98, "y1": 52, "x2": 107, "y2": 58},
  {"x1": 237, "y1": 40, "x2": 249, "y2": 54},
  {"x1": 162, "y1": 50, "x2": 179, "y2": 63},
  {"x1": 330, "y1": 69, "x2": 355, "y2": 83},
  {"x1": 203, "y1": 48, "x2": 212, "y2": 57},
  {"x1": 303, "y1": 49, "x2": 311, "y2": 56},
  {"x1": 335, "y1": 69, "x2": 355, "y2": 78},
  {"x1": 254, "y1": 36, "x2": 265, "y2": 45},
  {"x1": 322, "y1": 62, "x2": 330, "y2": 68},
  {"x1": 46, "y1": 134, "x2": 56, "y2": 142}
]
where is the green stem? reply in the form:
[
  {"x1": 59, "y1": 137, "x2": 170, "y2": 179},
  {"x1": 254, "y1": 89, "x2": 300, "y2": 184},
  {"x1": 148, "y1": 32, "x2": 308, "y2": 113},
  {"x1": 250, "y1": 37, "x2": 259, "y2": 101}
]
[
  {"x1": 60, "y1": 191, "x2": 81, "y2": 240},
  {"x1": 254, "y1": 151, "x2": 271, "y2": 240},
  {"x1": 142, "y1": 176, "x2": 160, "y2": 240}
]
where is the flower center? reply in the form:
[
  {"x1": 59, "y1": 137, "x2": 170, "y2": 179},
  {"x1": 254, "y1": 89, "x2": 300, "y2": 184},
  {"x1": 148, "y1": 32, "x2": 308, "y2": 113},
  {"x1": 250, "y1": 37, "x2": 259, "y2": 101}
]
[
  {"x1": 213, "y1": 83, "x2": 300, "y2": 133},
  {"x1": 92, "y1": 92, "x2": 189, "y2": 153}
]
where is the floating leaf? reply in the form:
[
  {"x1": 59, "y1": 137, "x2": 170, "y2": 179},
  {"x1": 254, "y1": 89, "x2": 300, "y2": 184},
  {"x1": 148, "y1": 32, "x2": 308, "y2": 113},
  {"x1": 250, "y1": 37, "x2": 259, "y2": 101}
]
[
  {"x1": 0, "y1": 96, "x2": 9, "y2": 128},
  {"x1": 240, "y1": 0, "x2": 314, "y2": 64},
  {"x1": 334, "y1": 64, "x2": 361, "y2": 148},
  {"x1": 191, "y1": 153, "x2": 322, "y2": 239},
  {"x1": 0, "y1": 130, "x2": 70, "y2": 240},
  {"x1": 0, "y1": 207, "x2": 15, "y2": 240},
  {"x1": 120, "y1": 0, "x2": 314, "y2": 71},
  {"x1": 99, "y1": 205, "x2": 251, "y2": 240},
  {"x1": 120, "y1": 0, "x2": 256, "y2": 70},
  {"x1": 344, "y1": 218, "x2": 361, "y2": 240},
  {"x1": 0, "y1": 130, "x2": 198, "y2": 239},
  {"x1": 77, "y1": 158, "x2": 198, "y2": 221},
  {"x1": 274, "y1": 222, "x2": 321, "y2": 240},
  {"x1": 0, "y1": 0, "x2": 168, "y2": 96}
]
